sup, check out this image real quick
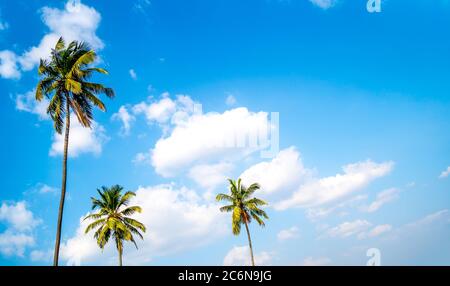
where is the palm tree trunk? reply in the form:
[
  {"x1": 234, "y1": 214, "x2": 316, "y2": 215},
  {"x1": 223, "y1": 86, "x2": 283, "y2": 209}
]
[
  {"x1": 119, "y1": 249, "x2": 123, "y2": 267},
  {"x1": 244, "y1": 221, "x2": 256, "y2": 266},
  {"x1": 117, "y1": 239, "x2": 123, "y2": 266},
  {"x1": 53, "y1": 99, "x2": 70, "y2": 266}
]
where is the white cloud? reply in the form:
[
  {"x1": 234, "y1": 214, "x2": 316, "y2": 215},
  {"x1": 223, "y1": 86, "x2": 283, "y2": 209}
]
[
  {"x1": 133, "y1": 93, "x2": 198, "y2": 126},
  {"x1": 134, "y1": 0, "x2": 152, "y2": 15},
  {"x1": 277, "y1": 226, "x2": 299, "y2": 241},
  {"x1": 129, "y1": 69, "x2": 137, "y2": 80},
  {"x1": 0, "y1": 50, "x2": 20, "y2": 79},
  {"x1": 188, "y1": 162, "x2": 234, "y2": 190},
  {"x1": 363, "y1": 188, "x2": 400, "y2": 213},
  {"x1": 18, "y1": 34, "x2": 61, "y2": 71},
  {"x1": 225, "y1": 94, "x2": 237, "y2": 106},
  {"x1": 306, "y1": 194, "x2": 367, "y2": 220},
  {"x1": 406, "y1": 209, "x2": 450, "y2": 228},
  {"x1": 133, "y1": 95, "x2": 177, "y2": 124},
  {"x1": 275, "y1": 160, "x2": 394, "y2": 210},
  {"x1": 302, "y1": 257, "x2": 331, "y2": 266},
  {"x1": 49, "y1": 115, "x2": 108, "y2": 158},
  {"x1": 439, "y1": 166, "x2": 450, "y2": 179},
  {"x1": 241, "y1": 147, "x2": 311, "y2": 197},
  {"x1": 309, "y1": 0, "x2": 337, "y2": 9},
  {"x1": 358, "y1": 224, "x2": 392, "y2": 239},
  {"x1": 0, "y1": 231, "x2": 35, "y2": 257},
  {"x1": 14, "y1": 89, "x2": 108, "y2": 158},
  {"x1": 61, "y1": 184, "x2": 227, "y2": 265},
  {"x1": 112, "y1": 106, "x2": 135, "y2": 136},
  {"x1": 19, "y1": 0, "x2": 103, "y2": 71},
  {"x1": 223, "y1": 246, "x2": 272, "y2": 266},
  {"x1": 0, "y1": 201, "x2": 40, "y2": 257},
  {"x1": 325, "y1": 220, "x2": 371, "y2": 238},
  {"x1": 133, "y1": 152, "x2": 151, "y2": 164},
  {"x1": 150, "y1": 106, "x2": 271, "y2": 177},
  {"x1": 1, "y1": 0, "x2": 103, "y2": 78},
  {"x1": 38, "y1": 184, "x2": 58, "y2": 194},
  {"x1": 30, "y1": 249, "x2": 53, "y2": 262},
  {"x1": 15, "y1": 90, "x2": 50, "y2": 120},
  {"x1": 0, "y1": 201, "x2": 41, "y2": 232}
]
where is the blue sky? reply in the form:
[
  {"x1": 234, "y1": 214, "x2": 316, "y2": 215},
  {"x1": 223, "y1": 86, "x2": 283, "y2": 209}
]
[{"x1": 0, "y1": 0, "x2": 449, "y2": 266}]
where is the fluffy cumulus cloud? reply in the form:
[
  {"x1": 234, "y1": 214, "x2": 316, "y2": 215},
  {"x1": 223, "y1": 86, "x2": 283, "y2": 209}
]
[
  {"x1": 20, "y1": 0, "x2": 103, "y2": 71},
  {"x1": 132, "y1": 93, "x2": 199, "y2": 126},
  {"x1": 15, "y1": 90, "x2": 49, "y2": 120},
  {"x1": 362, "y1": 188, "x2": 400, "y2": 213},
  {"x1": 188, "y1": 162, "x2": 234, "y2": 191},
  {"x1": 15, "y1": 88, "x2": 108, "y2": 157},
  {"x1": 112, "y1": 106, "x2": 135, "y2": 136},
  {"x1": 49, "y1": 115, "x2": 108, "y2": 158},
  {"x1": 277, "y1": 226, "x2": 300, "y2": 241},
  {"x1": 132, "y1": 94, "x2": 274, "y2": 177},
  {"x1": 131, "y1": 94, "x2": 394, "y2": 218},
  {"x1": 241, "y1": 147, "x2": 311, "y2": 197},
  {"x1": 0, "y1": 232, "x2": 35, "y2": 257},
  {"x1": 0, "y1": 201, "x2": 40, "y2": 257},
  {"x1": 0, "y1": 0, "x2": 103, "y2": 78},
  {"x1": 309, "y1": 0, "x2": 337, "y2": 9},
  {"x1": 0, "y1": 50, "x2": 20, "y2": 79},
  {"x1": 150, "y1": 107, "x2": 271, "y2": 177},
  {"x1": 223, "y1": 246, "x2": 272, "y2": 266},
  {"x1": 275, "y1": 160, "x2": 394, "y2": 210},
  {"x1": 0, "y1": 201, "x2": 41, "y2": 232},
  {"x1": 60, "y1": 184, "x2": 228, "y2": 265}
]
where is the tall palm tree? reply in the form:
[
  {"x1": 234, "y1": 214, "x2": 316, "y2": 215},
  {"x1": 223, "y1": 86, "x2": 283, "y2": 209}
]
[
  {"x1": 84, "y1": 185, "x2": 146, "y2": 266},
  {"x1": 35, "y1": 37, "x2": 114, "y2": 266},
  {"x1": 216, "y1": 178, "x2": 269, "y2": 266}
]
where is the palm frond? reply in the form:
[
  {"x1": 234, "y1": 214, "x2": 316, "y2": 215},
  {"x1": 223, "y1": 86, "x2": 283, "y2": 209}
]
[
  {"x1": 219, "y1": 204, "x2": 234, "y2": 213},
  {"x1": 216, "y1": 193, "x2": 234, "y2": 203},
  {"x1": 120, "y1": 206, "x2": 142, "y2": 216},
  {"x1": 55, "y1": 37, "x2": 66, "y2": 51}
]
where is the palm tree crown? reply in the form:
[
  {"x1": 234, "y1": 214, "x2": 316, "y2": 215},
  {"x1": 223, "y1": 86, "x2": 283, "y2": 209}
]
[
  {"x1": 84, "y1": 185, "x2": 146, "y2": 266},
  {"x1": 217, "y1": 178, "x2": 269, "y2": 234},
  {"x1": 216, "y1": 178, "x2": 269, "y2": 266},
  {"x1": 36, "y1": 37, "x2": 114, "y2": 133}
]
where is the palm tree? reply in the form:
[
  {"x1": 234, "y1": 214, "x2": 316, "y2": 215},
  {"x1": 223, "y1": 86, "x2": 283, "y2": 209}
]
[
  {"x1": 84, "y1": 185, "x2": 146, "y2": 266},
  {"x1": 35, "y1": 37, "x2": 114, "y2": 266},
  {"x1": 216, "y1": 178, "x2": 269, "y2": 266}
]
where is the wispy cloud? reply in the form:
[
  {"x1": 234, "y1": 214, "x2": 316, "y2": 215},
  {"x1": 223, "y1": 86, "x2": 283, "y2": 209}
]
[
  {"x1": 129, "y1": 69, "x2": 137, "y2": 80},
  {"x1": 362, "y1": 188, "x2": 400, "y2": 213},
  {"x1": 309, "y1": 0, "x2": 338, "y2": 10},
  {"x1": 439, "y1": 166, "x2": 450, "y2": 179},
  {"x1": 277, "y1": 226, "x2": 300, "y2": 241}
]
